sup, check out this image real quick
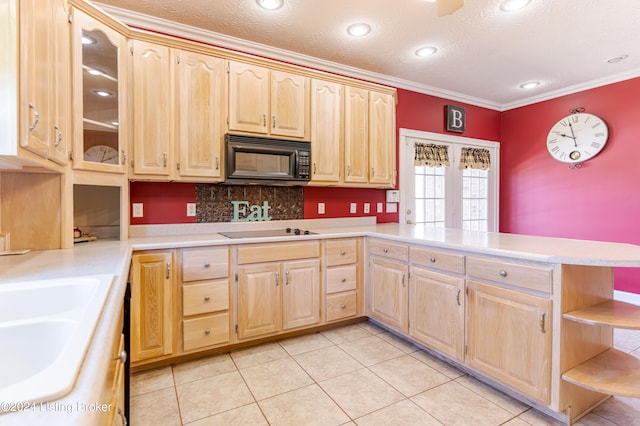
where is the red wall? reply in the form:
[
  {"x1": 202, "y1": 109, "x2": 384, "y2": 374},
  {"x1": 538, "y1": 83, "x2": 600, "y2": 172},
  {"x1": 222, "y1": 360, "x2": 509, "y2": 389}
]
[
  {"x1": 500, "y1": 78, "x2": 640, "y2": 292},
  {"x1": 130, "y1": 182, "x2": 196, "y2": 225}
]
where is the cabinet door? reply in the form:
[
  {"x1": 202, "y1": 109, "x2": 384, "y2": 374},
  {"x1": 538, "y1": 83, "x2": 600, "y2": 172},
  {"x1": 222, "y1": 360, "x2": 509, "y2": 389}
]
[
  {"x1": 20, "y1": 0, "x2": 53, "y2": 158},
  {"x1": 50, "y1": 0, "x2": 70, "y2": 165},
  {"x1": 72, "y1": 10, "x2": 127, "y2": 172},
  {"x1": 344, "y1": 86, "x2": 368, "y2": 183},
  {"x1": 368, "y1": 257, "x2": 408, "y2": 333},
  {"x1": 238, "y1": 262, "x2": 281, "y2": 339},
  {"x1": 409, "y1": 267, "x2": 464, "y2": 361},
  {"x1": 228, "y1": 61, "x2": 269, "y2": 134},
  {"x1": 271, "y1": 70, "x2": 308, "y2": 138},
  {"x1": 132, "y1": 40, "x2": 173, "y2": 177},
  {"x1": 368, "y1": 91, "x2": 395, "y2": 186},
  {"x1": 467, "y1": 280, "x2": 552, "y2": 403},
  {"x1": 310, "y1": 79, "x2": 341, "y2": 182},
  {"x1": 282, "y1": 259, "x2": 320, "y2": 330},
  {"x1": 176, "y1": 50, "x2": 226, "y2": 179},
  {"x1": 131, "y1": 252, "x2": 173, "y2": 362}
]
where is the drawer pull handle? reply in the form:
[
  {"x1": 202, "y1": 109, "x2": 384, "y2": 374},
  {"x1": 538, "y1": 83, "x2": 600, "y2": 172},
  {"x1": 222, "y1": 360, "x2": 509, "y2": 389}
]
[
  {"x1": 340, "y1": 250, "x2": 346, "y2": 256},
  {"x1": 456, "y1": 290, "x2": 461, "y2": 306},
  {"x1": 383, "y1": 248, "x2": 388, "y2": 253},
  {"x1": 430, "y1": 257, "x2": 436, "y2": 263},
  {"x1": 114, "y1": 350, "x2": 127, "y2": 363},
  {"x1": 401, "y1": 273, "x2": 406, "y2": 287},
  {"x1": 539, "y1": 313, "x2": 547, "y2": 333},
  {"x1": 275, "y1": 272, "x2": 279, "y2": 287},
  {"x1": 340, "y1": 303, "x2": 346, "y2": 309},
  {"x1": 204, "y1": 263, "x2": 211, "y2": 268},
  {"x1": 28, "y1": 103, "x2": 40, "y2": 131},
  {"x1": 499, "y1": 270, "x2": 507, "y2": 278},
  {"x1": 285, "y1": 271, "x2": 289, "y2": 285},
  {"x1": 341, "y1": 278, "x2": 346, "y2": 283},
  {"x1": 205, "y1": 329, "x2": 211, "y2": 335},
  {"x1": 166, "y1": 263, "x2": 171, "y2": 279},
  {"x1": 204, "y1": 296, "x2": 210, "y2": 302}
]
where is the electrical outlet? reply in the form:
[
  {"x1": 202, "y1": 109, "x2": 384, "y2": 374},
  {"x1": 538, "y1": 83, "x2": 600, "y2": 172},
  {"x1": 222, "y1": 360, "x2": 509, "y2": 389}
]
[
  {"x1": 364, "y1": 203, "x2": 370, "y2": 214},
  {"x1": 132, "y1": 203, "x2": 143, "y2": 218},
  {"x1": 187, "y1": 203, "x2": 196, "y2": 217},
  {"x1": 318, "y1": 202, "x2": 325, "y2": 215},
  {"x1": 350, "y1": 203, "x2": 357, "y2": 214},
  {"x1": 377, "y1": 203, "x2": 384, "y2": 213}
]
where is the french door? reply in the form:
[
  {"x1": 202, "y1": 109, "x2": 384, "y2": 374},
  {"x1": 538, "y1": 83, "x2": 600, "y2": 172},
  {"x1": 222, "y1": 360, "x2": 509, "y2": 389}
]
[{"x1": 399, "y1": 129, "x2": 500, "y2": 231}]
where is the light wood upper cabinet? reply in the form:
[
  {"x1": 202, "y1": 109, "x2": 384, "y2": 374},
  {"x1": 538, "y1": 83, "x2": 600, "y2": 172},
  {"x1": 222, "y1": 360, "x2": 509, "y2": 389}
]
[
  {"x1": 368, "y1": 91, "x2": 396, "y2": 186},
  {"x1": 228, "y1": 61, "x2": 309, "y2": 139},
  {"x1": 72, "y1": 9, "x2": 128, "y2": 173},
  {"x1": 175, "y1": 50, "x2": 227, "y2": 180},
  {"x1": 237, "y1": 262, "x2": 282, "y2": 340},
  {"x1": 368, "y1": 256, "x2": 409, "y2": 333},
  {"x1": 409, "y1": 266, "x2": 465, "y2": 361},
  {"x1": 130, "y1": 252, "x2": 174, "y2": 363},
  {"x1": 19, "y1": 0, "x2": 70, "y2": 164},
  {"x1": 131, "y1": 39, "x2": 173, "y2": 178},
  {"x1": 467, "y1": 280, "x2": 552, "y2": 403},
  {"x1": 310, "y1": 79, "x2": 342, "y2": 183},
  {"x1": 344, "y1": 86, "x2": 369, "y2": 184}
]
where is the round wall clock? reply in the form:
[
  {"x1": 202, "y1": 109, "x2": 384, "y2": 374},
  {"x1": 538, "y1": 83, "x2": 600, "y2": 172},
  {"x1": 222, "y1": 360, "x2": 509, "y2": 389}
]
[
  {"x1": 546, "y1": 112, "x2": 609, "y2": 164},
  {"x1": 84, "y1": 144, "x2": 119, "y2": 164}
]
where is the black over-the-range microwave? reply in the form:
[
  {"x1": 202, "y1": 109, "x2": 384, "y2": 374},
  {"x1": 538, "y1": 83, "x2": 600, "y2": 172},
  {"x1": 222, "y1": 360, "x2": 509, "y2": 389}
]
[{"x1": 224, "y1": 133, "x2": 311, "y2": 185}]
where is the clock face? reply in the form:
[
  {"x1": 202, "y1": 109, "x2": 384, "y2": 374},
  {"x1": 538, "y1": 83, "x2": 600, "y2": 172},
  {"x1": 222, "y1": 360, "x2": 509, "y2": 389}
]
[
  {"x1": 84, "y1": 145, "x2": 119, "y2": 164},
  {"x1": 546, "y1": 113, "x2": 608, "y2": 164}
]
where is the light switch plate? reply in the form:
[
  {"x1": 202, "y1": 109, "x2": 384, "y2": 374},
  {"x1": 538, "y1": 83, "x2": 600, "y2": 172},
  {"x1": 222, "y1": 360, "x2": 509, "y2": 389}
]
[
  {"x1": 364, "y1": 203, "x2": 370, "y2": 214},
  {"x1": 350, "y1": 203, "x2": 357, "y2": 214},
  {"x1": 187, "y1": 203, "x2": 196, "y2": 217},
  {"x1": 318, "y1": 202, "x2": 325, "y2": 215},
  {"x1": 132, "y1": 203, "x2": 143, "y2": 218}
]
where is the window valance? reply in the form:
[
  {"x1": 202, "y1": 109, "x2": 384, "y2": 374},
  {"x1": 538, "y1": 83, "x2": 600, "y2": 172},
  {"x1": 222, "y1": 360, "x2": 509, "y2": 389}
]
[
  {"x1": 459, "y1": 147, "x2": 491, "y2": 170},
  {"x1": 414, "y1": 143, "x2": 450, "y2": 167}
]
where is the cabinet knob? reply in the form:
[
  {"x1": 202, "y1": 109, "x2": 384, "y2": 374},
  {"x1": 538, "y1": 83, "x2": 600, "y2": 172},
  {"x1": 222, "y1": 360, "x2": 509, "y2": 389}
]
[
  {"x1": 114, "y1": 350, "x2": 127, "y2": 364},
  {"x1": 499, "y1": 270, "x2": 507, "y2": 277},
  {"x1": 430, "y1": 257, "x2": 436, "y2": 263},
  {"x1": 204, "y1": 296, "x2": 210, "y2": 302},
  {"x1": 341, "y1": 278, "x2": 346, "y2": 283},
  {"x1": 204, "y1": 329, "x2": 211, "y2": 335},
  {"x1": 383, "y1": 248, "x2": 388, "y2": 253},
  {"x1": 340, "y1": 304, "x2": 346, "y2": 309},
  {"x1": 340, "y1": 250, "x2": 346, "y2": 256},
  {"x1": 204, "y1": 263, "x2": 211, "y2": 268}
]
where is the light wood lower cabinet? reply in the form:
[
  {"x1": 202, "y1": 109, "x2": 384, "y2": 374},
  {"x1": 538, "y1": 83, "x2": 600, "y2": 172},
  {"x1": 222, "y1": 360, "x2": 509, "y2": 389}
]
[
  {"x1": 368, "y1": 256, "x2": 409, "y2": 334},
  {"x1": 325, "y1": 238, "x2": 362, "y2": 322},
  {"x1": 408, "y1": 266, "x2": 465, "y2": 361},
  {"x1": 467, "y1": 280, "x2": 552, "y2": 403},
  {"x1": 238, "y1": 259, "x2": 320, "y2": 339},
  {"x1": 130, "y1": 251, "x2": 174, "y2": 363}
]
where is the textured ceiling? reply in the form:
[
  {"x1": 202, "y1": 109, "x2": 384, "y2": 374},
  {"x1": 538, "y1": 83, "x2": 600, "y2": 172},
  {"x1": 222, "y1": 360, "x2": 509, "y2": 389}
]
[{"x1": 95, "y1": 0, "x2": 640, "y2": 110}]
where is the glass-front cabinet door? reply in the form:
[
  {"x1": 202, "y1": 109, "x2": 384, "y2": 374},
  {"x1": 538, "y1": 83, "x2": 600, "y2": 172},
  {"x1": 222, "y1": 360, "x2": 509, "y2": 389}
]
[{"x1": 72, "y1": 9, "x2": 127, "y2": 172}]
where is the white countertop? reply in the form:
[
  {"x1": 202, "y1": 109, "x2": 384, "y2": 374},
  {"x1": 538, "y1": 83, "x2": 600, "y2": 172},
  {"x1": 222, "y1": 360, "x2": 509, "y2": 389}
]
[{"x1": 2, "y1": 219, "x2": 640, "y2": 424}]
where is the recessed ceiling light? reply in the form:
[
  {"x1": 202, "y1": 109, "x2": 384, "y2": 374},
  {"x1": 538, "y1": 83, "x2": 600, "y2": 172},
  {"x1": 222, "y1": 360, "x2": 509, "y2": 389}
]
[
  {"x1": 347, "y1": 23, "x2": 372, "y2": 37},
  {"x1": 94, "y1": 90, "x2": 112, "y2": 97},
  {"x1": 519, "y1": 81, "x2": 540, "y2": 89},
  {"x1": 256, "y1": 0, "x2": 283, "y2": 10},
  {"x1": 500, "y1": 0, "x2": 532, "y2": 12},
  {"x1": 81, "y1": 35, "x2": 95, "y2": 45},
  {"x1": 415, "y1": 46, "x2": 438, "y2": 57},
  {"x1": 607, "y1": 54, "x2": 628, "y2": 64}
]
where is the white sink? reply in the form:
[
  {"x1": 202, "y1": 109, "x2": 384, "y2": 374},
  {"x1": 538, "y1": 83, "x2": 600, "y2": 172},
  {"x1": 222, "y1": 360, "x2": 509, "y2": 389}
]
[{"x1": 0, "y1": 275, "x2": 115, "y2": 405}]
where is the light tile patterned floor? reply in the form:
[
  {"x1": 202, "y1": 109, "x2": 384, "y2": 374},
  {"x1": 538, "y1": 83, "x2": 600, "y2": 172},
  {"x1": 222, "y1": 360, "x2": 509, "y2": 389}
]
[{"x1": 131, "y1": 321, "x2": 640, "y2": 425}]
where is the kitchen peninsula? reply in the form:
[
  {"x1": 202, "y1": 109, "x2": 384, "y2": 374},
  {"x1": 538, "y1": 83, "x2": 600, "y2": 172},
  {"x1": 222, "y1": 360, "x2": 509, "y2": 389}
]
[{"x1": 1, "y1": 218, "x2": 640, "y2": 425}]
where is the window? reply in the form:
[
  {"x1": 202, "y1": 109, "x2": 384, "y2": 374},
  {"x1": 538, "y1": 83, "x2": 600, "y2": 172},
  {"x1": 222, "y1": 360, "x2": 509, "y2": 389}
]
[{"x1": 399, "y1": 129, "x2": 499, "y2": 231}]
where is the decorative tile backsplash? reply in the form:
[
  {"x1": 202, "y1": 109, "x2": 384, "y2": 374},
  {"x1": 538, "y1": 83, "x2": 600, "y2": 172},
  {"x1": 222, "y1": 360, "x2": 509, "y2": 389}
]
[{"x1": 195, "y1": 185, "x2": 304, "y2": 222}]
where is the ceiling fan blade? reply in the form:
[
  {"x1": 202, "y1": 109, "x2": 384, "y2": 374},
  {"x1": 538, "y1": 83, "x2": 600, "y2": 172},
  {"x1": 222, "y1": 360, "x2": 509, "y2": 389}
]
[{"x1": 437, "y1": 0, "x2": 463, "y2": 16}]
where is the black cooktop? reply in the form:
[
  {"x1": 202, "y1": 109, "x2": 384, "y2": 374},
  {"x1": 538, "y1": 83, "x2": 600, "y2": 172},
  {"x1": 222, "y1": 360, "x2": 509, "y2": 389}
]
[{"x1": 219, "y1": 228, "x2": 316, "y2": 239}]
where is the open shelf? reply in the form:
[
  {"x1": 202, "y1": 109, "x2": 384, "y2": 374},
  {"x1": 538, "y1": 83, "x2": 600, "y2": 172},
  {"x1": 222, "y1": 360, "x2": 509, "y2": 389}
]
[
  {"x1": 562, "y1": 300, "x2": 640, "y2": 329},
  {"x1": 562, "y1": 348, "x2": 640, "y2": 397}
]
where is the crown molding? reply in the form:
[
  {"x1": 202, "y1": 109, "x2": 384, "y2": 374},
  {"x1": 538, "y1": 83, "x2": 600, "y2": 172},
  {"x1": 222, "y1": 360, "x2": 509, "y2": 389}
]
[{"x1": 96, "y1": 3, "x2": 640, "y2": 113}]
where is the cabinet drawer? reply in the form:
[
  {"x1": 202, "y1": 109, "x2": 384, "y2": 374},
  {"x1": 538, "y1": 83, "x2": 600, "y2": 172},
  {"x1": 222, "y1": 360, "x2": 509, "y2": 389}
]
[
  {"x1": 238, "y1": 241, "x2": 320, "y2": 264},
  {"x1": 326, "y1": 291, "x2": 357, "y2": 321},
  {"x1": 326, "y1": 239, "x2": 358, "y2": 266},
  {"x1": 183, "y1": 313, "x2": 229, "y2": 351},
  {"x1": 183, "y1": 280, "x2": 229, "y2": 316},
  {"x1": 326, "y1": 265, "x2": 357, "y2": 294},
  {"x1": 182, "y1": 248, "x2": 229, "y2": 282},
  {"x1": 410, "y1": 246, "x2": 465, "y2": 275},
  {"x1": 368, "y1": 239, "x2": 408, "y2": 262},
  {"x1": 467, "y1": 257, "x2": 552, "y2": 293}
]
